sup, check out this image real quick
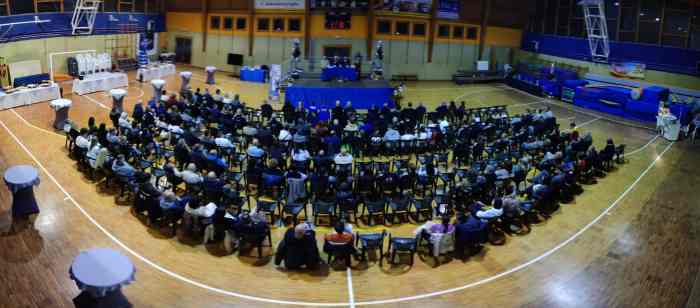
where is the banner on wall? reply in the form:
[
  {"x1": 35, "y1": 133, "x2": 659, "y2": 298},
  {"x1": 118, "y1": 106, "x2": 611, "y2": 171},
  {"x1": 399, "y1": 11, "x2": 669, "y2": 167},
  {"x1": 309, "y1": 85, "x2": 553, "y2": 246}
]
[
  {"x1": 255, "y1": 0, "x2": 306, "y2": 9},
  {"x1": 269, "y1": 64, "x2": 282, "y2": 101},
  {"x1": 611, "y1": 62, "x2": 646, "y2": 79},
  {"x1": 437, "y1": 0, "x2": 460, "y2": 19},
  {"x1": 138, "y1": 32, "x2": 158, "y2": 56},
  {"x1": 374, "y1": 0, "x2": 432, "y2": 14}
]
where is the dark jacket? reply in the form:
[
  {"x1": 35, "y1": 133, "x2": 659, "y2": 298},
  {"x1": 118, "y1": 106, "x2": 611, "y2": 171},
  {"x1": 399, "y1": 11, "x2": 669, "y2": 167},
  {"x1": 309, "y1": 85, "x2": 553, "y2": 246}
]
[{"x1": 274, "y1": 228, "x2": 321, "y2": 270}]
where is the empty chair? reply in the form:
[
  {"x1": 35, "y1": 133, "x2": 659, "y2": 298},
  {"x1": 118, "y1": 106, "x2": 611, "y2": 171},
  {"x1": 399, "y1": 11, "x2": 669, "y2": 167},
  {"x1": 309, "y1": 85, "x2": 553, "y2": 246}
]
[
  {"x1": 362, "y1": 199, "x2": 387, "y2": 226},
  {"x1": 387, "y1": 234, "x2": 417, "y2": 266},
  {"x1": 355, "y1": 230, "x2": 387, "y2": 265}
]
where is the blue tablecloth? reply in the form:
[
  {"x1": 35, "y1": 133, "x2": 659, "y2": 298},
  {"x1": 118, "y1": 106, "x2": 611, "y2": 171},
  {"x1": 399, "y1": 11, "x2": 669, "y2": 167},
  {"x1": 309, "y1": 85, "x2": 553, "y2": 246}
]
[
  {"x1": 321, "y1": 67, "x2": 358, "y2": 81},
  {"x1": 240, "y1": 69, "x2": 266, "y2": 83},
  {"x1": 4, "y1": 165, "x2": 40, "y2": 218},
  {"x1": 286, "y1": 84, "x2": 394, "y2": 110},
  {"x1": 13, "y1": 74, "x2": 50, "y2": 88},
  {"x1": 70, "y1": 248, "x2": 135, "y2": 298}
]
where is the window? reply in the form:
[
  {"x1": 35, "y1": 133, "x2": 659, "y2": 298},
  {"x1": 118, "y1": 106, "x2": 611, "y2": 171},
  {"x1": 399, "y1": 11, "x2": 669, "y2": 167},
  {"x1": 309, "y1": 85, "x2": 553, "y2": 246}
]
[
  {"x1": 237, "y1": 17, "x2": 247, "y2": 30},
  {"x1": 377, "y1": 20, "x2": 392, "y2": 34},
  {"x1": 438, "y1": 24, "x2": 450, "y2": 38},
  {"x1": 396, "y1": 21, "x2": 410, "y2": 35},
  {"x1": 638, "y1": 21, "x2": 660, "y2": 44},
  {"x1": 223, "y1": 17, "x2": 234, "y2": 30},
  {"x1": 662, "y1": 35, "x2": 686, "y2": 47},
  {"x1": 663, "y1": 10, "x2": 690, "y2": 35},
  {"x1": 10, "y1": 0, "x2": 33, "y2": 14},
  {"x1": 412, "y1": 23, "x2": 426, "y2": 36},
  {"x1": 36, "y1": 0, "x2": 62, "y2": 12},
  {"x1": 467, "y1": 27, "x2": 478, "y2": 39},
  {"x1": 273, "y1": 18, "x2": 285, "y2": 31},
  {"x1": 102, "y1": 0, "x2": 117, "y2": 12},
  {"x1": 639, "y1": 0, "x2": 661, "y2": 22},
  {"x1": 620, "y1": 7, "x2": 637, "y2": 31},
  {"x1": 210, "y1": 16, "x2": 221, "y2": 30},
  {"x1": 257, "y1": 18, "x2": 270, "y2": 31},
  {"x1": 289, "y1": 18, "x2": 302, "y2": 32},
  {"x1": 452, "y1": 26, "x2": 464, "y2": 38}
]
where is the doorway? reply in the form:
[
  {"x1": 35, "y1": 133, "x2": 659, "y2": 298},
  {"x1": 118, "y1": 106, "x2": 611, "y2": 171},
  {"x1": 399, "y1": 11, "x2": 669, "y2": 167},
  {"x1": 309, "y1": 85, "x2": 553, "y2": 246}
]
[
  {"x1": 323, "y1": 45, "x2": 352, "y2": 58},
  {"x1": 175, "y1": 37, "x2": 192, "y2": 64}
]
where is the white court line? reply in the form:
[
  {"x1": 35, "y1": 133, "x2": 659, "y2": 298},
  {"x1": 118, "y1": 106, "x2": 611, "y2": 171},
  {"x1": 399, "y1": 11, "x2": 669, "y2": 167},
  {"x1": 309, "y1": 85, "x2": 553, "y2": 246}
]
[
  {"x1": 355, "y1": 141, "x2": 674, "y2": 306},
  {"x1": 0, "y1": 118, "x2": 347, "y2": 307},
  {"x1": 626, "y1": 135, "x2": 661, "y2": 157},
  {"x1": 572, "y1": 117, "x2": 601, "y2": 130},
  {"x1": 10, "y1": 109, "x2": 64, "y2": 138},
  {"x1": 510, "y1": 100, "x2": 546, "y2": 108},
  {"x1": 347, "y1": 268, "x2": 356, "y2": 308},
  {"x1": 0, "y1": 82, "x2": 675, "y2": 306},
  {"x1": 2, "y1": 110, "x2": 675, "y2": 306},
  {"x1": 452, "y1": 88, "x2": 511, "y2": 101},
  {"x1": 498, "y1": 84, "x2": 657, "y2": 132},
  {"x1": 81, "y1": 93, "x2": 110, "y2": 110}
]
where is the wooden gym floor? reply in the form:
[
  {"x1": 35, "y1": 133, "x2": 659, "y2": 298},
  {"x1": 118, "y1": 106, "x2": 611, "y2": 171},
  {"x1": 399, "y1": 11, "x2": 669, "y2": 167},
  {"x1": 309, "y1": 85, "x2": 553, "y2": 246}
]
[{"x1": 0, "y1": 65, "x2": 699, "y2": 308}]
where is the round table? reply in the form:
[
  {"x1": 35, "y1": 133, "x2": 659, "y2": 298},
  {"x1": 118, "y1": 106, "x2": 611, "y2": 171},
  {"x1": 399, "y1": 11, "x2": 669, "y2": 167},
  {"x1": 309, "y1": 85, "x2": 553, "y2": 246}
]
[
  {"x1": 151, "y1": 79, "x2": 165, "y2": 104},
  {"x1": 180, "y1": 71, "x2": 192, "y2": 93},
  {"x1": 205, "y1": 66, "x2": 217, "y2": 85},
  {"x1": 49, "y1": 99, "x2": 72, "y2": 130},
  {"x1": 70, "y1": 248, "x2": 135, "y2": 308},
  {"x1": 4, "y1": 165, "x2": 40, "y2": 218},
  {"x1": 109, "y1": 89, "x2": 127, "y2": 112}
]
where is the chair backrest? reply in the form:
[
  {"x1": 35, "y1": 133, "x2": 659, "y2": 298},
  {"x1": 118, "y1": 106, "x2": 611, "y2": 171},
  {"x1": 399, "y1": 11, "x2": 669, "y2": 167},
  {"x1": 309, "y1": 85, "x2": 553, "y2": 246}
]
[
  {"x1": 366, "y1": 200, "x2": 386, "y2": 212},
  {"x1": 313, "y1": 201, "x2": 335, "y2": 214}
]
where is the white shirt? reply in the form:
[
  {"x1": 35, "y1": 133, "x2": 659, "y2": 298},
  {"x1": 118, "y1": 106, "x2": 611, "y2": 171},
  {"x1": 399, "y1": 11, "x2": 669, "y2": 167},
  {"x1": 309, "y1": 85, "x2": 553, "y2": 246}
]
[
  {"x1": 215, "y1": 137, "x2": 234, "y2": 148},
  {"x1": 334, "y1": 153, "x2": 353, "y2": 165},
  {"x1": 476, "y1": 207, "x2": 503, "y2": 220},
  {"x1": 75, "y1": 135, "x2": 91, "y2": 149},
  {"x1": 278, "y1": 129, "x2": 292, "y2": 141},
  {"x1": 292, "y1": 149, "x2": 311, "y2": 162},
  {"x1": 185, "y1": 202, "x2": 217, "y2": 218}
]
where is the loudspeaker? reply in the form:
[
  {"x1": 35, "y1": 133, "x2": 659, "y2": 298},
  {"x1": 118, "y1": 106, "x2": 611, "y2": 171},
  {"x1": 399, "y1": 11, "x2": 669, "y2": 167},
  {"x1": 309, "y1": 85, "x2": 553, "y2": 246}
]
[{"x1": 228, "y1": 54, "x2": 244, "y2": 66}]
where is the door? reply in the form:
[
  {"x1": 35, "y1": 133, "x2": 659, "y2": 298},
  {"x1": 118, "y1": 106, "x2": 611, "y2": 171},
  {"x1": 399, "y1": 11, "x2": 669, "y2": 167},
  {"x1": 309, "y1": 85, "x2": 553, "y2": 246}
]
[
  {"x1": 175, "y1": 37, "x2": 192, "y2": 64},
  {"x1": 323, "y1": 45, "x2": 352, "y2": 58}
]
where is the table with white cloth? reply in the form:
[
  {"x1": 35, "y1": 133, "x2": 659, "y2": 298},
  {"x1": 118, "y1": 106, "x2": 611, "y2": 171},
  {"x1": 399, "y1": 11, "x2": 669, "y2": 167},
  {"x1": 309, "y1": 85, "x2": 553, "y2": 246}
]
[
  {"x1": 109, "y1": 89, "x2": 127, "y2": 112},
  {"x1": 205, "y1": 66, "x2": 217, "y2": 85},
  {"x1": 72, "y1": 72, "x2": 129, "y2": 95},
  {"x1": 180, "y1": 71, "x2": 192, "y2": 93},
  {"x1": 658, "y1": 113, "x2": 680, "y2": 141},
  {"x1": 70, "y1": 248, "x2": 134, "y2": 308},
  {"x1": 4, "y1": 165, "x2": 40, "y2": 218},
  {"x1": 151, "y1": 79, "x2": 165, "y2": 104},
  {"x1": 49, "y1": 99, "x2": 72, "y2": 130},
  {"x1": 136, "y1": 64, "x2": 176, "y2": 82},
  {"x1": 0, "y1": 83, "x2": 60, "y2": 110}
]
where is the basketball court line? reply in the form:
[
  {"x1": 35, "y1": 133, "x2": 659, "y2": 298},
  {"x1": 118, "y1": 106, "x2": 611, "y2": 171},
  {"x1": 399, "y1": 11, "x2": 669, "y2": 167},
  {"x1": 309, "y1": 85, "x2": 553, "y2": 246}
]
[
  {"x1": 498, "y1": 85, "x2": 657, "y2": 132},
  {"x1": 0, "y1": 110, "x2": 675, "y2": 306},
  {"x1": 10, "y1": 109, "x2": 64, "y2": 138},
  {"x1": 80, "y1": 93, "x2": 110, "y2": 110},
  {"x1": 347, "y1": 268, "x2": 356, "y2": 308}
]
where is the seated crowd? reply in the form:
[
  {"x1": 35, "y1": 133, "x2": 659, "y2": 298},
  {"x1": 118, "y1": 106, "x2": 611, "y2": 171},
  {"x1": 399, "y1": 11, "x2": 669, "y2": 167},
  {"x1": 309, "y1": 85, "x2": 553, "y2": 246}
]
[{"x1": 65, "y1": 85, "x2": 624, "y2": 270}]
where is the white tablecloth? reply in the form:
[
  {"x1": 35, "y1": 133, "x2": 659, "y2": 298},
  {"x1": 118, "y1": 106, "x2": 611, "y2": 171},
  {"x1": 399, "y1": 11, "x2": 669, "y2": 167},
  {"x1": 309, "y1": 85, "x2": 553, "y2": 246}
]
[
  {"x1": 72, "y1": 72, "x2": 129, "y2": 95},
  {"x1": 137, "y1": 64, "x2": 176, "y2": 82},
  {"x1": 0, "y1": 84, "x2": 61, "y2": 110}
]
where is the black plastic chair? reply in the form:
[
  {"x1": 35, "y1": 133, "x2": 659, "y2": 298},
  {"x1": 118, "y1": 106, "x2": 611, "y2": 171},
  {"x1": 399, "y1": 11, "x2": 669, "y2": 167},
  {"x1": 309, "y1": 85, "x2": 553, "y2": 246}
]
[
  {"x1": 363, "y1": 199, "x2": 387, "y2": 226},
  {"x1": 312, "y1": 201, "x2": 336, "y2": 226},
  {"x1": 256, "y1": 199, "x2": 279, "y2": 225},
  {"x1": 282, "y1": 202, "x2": 308, "y2": 225},
  {"x1": 387, "y1": 234, "x2": 417, "y2": 266},
  {"x1": 410, "y1": 197, "x2": 434, "y2": 222},
  {"x1": 355, "y1": 230, "x2": 387, "y2": 265}
]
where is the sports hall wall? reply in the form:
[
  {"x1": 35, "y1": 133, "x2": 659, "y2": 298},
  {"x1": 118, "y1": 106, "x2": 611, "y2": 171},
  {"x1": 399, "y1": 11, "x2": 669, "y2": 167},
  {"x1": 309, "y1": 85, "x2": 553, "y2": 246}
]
[
  {"x1": 164, "y1": 8, "x2": 523, "y2": 81},
  {"x1": 0, "y1": 12, "x2": 165, "y2": 76}
]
